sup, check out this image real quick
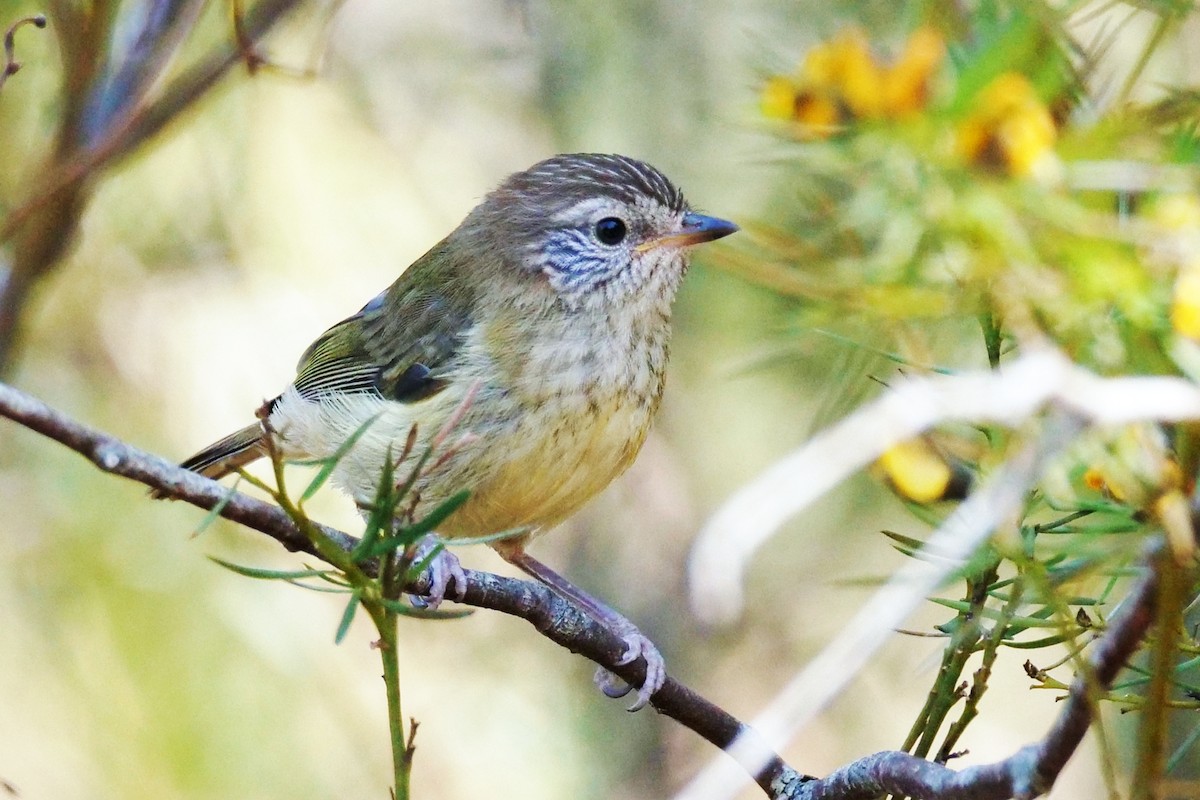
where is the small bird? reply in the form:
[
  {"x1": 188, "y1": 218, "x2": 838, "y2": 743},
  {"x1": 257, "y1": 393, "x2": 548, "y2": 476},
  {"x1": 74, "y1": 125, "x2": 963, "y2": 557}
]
[{"x1": 174, "y1": 153, "x2": 737, "y2": 710}]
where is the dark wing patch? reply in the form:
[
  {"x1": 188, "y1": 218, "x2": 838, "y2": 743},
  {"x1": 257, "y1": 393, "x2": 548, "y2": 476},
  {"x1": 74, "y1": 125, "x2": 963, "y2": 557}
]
[
  {"x1": 362, "y1": 288, "x2": 473, "y2": 403},
  {"x1": 389, "y1": 363, "x2": 446, "y2": 402}
]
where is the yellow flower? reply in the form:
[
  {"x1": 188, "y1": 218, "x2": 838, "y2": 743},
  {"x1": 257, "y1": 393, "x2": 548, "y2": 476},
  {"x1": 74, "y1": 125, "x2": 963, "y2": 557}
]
[
  {"x1": 792, "y1": 91, "x2": 841, "y2": 137},
  {"x1": 883, "y1": 26, "x2": 944, "y2": 117},
  {"x1": 998, "y1": 107, "x2": 1057, "y2": 177},
  {"x1": 958, "y1": 73, "x2": 1057, "y2": 178},
  {"x1": 1172, "y1": 266, "x2": 1200, "y2": 339},
  {"x1": 761, "y1": 76, "x2": 800, "y2": 120},
  {"x1": 760, "y1": 75, "x2": 841, "y2": 138},
  {"x1": 1082, "y1": 467, "x2": 1108, "y2": 494},
  {"x1": 826, "y1": 29, "x2": 886, "y2": 119},
  {"x1": 877, "y1": 438, "x2": 967, "y2": 503},
  {"x1": 762, "y1": 26, "x2": 942, "y2": 134}
]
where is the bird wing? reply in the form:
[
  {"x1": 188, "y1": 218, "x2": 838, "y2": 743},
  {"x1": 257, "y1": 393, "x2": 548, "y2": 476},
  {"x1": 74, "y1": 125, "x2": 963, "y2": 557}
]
[{"x1": 292, "y1": 242, "x2": 476, "y2": 404}]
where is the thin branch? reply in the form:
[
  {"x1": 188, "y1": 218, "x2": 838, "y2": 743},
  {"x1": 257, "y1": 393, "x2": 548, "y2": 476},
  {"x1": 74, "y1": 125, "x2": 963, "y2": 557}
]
[
  {"x1": 0, "y1": 380, "x2": 798, "y2": 797},
  {"x1": 0, "y1": 379, "x2": 1171, "y2": 799},
  {"x1": 0, "y1": 0, "x2": 306, "y2": 247},
  {"x1": 0, "y1": 0, "x2": 307, "y2": 372},
  {"x1": 0, "y1": 13, "x2": 47, "y2": 93},
  {"x1": 690, "y1": 346, "x2": 1200, "y2": 626},
  {"x1": 786, "y1": 544, "x2": 1161, "y2": 799},
  {"x1": 677, "y1": 409, "x2": 1086, "y2": 800}
]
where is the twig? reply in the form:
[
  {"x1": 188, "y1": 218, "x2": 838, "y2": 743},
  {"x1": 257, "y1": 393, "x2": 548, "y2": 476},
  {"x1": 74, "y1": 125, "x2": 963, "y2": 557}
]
[
  {"x1": 677, "y1": 409, "x2": 1086, "y2": 800},
  {"x1": 0, "y1": 379, "x2": 1169, "y2": 799},
  {"x1": 690, "y1": 346, "x2": 1200, "y2": 626},
  {"x1": 0, "y1": 14, "x2": 47, "y2": 93},
  {"x1": 0, "y1": 0, "x2": 306, "y2": 372},
  {"x1": 0, "y1": 380, "x2": 797, "y2": 797},
  {"x1": 783, "y1": 544, "x2": 1161, "y2": 799}
]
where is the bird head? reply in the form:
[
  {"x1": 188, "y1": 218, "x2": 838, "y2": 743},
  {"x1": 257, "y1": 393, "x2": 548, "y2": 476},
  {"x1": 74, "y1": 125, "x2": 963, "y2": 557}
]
[{"x1": 463, "y1": 153, "x2": 738, "y2": 310}]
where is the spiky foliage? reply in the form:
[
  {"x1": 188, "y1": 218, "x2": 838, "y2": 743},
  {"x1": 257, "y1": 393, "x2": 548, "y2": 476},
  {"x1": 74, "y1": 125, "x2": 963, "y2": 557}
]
[{"x1": 740, "y1": 1, "x2": 1200, "y2": 790}]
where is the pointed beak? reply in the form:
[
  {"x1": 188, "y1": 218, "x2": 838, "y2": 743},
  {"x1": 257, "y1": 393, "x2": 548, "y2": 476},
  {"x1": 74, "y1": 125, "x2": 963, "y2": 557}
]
[{"x1": 636, "y1": 212, "x2": 740, "y2": 253}]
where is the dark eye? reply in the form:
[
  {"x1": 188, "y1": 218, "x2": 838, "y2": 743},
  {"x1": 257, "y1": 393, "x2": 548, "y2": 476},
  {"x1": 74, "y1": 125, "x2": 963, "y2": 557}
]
[{"x1": 594, "y1": 217, "x2": 627, "y2": 246}]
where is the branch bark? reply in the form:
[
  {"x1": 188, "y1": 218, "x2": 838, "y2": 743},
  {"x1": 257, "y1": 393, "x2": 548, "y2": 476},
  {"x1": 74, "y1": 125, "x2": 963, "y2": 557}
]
[
  {"x1": 0, "y1": 380, "x2": 800, "y2": 796},
  {"x1": 788, "y1": 547, "x2": 1161, "y2": 799},
  {"x1": 0, "y1": 380, "x2": 1163, "y2": 799}
]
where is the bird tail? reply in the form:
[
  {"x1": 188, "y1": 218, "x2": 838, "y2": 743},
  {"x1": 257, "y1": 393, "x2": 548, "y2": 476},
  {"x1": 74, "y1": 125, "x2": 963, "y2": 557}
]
[{"x1": 153, "y1": 423, "x2": 266, "y2": 499}]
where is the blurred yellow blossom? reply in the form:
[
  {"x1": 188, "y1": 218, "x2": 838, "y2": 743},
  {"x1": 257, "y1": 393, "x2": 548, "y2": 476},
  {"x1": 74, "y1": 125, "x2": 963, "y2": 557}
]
[
  {"x1": 957, "y1": 72, "x2": 1058, "y2": 178},
  {"x1": 821, "y1": 29, "x2": 886, "y2": 119},
  {"x1": 1078, "y1": 425, "x2": 1181, "y2": 508},
  {"x1": 877, "y1": 437, "x2": 968, "y2": 503},
  {"x1": 761, "y1": 76, "x2": 801, "y2": 119},
  {"x1": 1145, "y1": 193, "x2": 1200, "y2": 339},
  {"x1": 884, "y1": 26, "x2": 944, "y2": 117},
  {"x1": 763, "y1": 26, "x2": 943, "y2": 137},
  {"x1": 1172, "y1": 267, "x2": 1200, "y2": 339}
]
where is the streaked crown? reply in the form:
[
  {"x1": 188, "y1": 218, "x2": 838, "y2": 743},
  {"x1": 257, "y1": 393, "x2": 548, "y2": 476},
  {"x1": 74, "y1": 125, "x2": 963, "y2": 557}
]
[{"x1": 461, "y1": 153, "x2": 710, "y2": 307}]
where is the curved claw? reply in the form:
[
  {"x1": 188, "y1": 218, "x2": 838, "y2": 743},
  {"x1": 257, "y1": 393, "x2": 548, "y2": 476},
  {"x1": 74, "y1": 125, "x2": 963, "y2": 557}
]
[
  {"x1": 595, "y1": 668, "x2": 634, "y2": 698},
  {"x1": 407, "y1": 535, "x2": 466, "y2": 610},
  {"x1": 592, "y1": 627, "x2": 665, "y2": 712}
]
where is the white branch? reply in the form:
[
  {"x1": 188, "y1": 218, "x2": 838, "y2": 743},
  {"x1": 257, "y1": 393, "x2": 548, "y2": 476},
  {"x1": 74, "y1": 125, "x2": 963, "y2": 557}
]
[
  {"x1": 678, "y1": 346, "x2": 1200, "y2": 799},
  {"x1": 677, "y1": 411, "x2": 1083, "y2": 800},
  {"x1": 687, "y1": 347, "x2": 1200, "y2": 626}
]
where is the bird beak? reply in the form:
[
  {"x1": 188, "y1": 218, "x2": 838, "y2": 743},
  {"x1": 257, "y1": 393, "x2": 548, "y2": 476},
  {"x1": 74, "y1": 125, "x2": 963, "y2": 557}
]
[{"x1": 636, "y1": 212, "x2": 740, "y2": 253}]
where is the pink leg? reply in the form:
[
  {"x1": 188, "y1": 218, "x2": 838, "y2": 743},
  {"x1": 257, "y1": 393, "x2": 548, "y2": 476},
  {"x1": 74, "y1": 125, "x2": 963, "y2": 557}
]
[{"x1": 498, "y1": 546, "x2": 665, "y2": 712}]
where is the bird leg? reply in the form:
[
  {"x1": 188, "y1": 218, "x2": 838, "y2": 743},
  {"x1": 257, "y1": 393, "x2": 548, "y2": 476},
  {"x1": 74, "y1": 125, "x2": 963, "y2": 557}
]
[
  {"x1": 406, "y1": 534, "x2": 467, "y2": 610},
  {"x1": 497, "y1": 546, "x2": 665, "y2": 712}
]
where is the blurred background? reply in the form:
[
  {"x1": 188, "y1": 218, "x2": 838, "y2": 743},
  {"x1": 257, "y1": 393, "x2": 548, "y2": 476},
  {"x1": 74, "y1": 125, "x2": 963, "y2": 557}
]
[{"x1": 0, "y1": 1, "x2": 1193, "y2": 798}]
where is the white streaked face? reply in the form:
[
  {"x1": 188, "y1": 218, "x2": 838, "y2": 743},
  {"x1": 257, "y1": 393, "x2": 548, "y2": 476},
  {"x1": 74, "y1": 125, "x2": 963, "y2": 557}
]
[
  {"x1": 465, "y1": 153, "x2": 736, "y2": 309},
  {"x1": 531, "y1": 191, "x2": 689, "y2": 306}
]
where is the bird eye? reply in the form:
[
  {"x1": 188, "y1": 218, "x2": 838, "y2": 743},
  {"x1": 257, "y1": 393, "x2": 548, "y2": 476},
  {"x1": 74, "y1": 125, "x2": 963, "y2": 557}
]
[{"x1": 594, "y1": 217, "x2": 627, "y2": 246}]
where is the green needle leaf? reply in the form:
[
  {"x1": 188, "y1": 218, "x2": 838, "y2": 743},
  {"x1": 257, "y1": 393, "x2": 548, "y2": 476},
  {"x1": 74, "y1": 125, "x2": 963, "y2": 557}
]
[
  {"x1": 399, "y1": 489, "x2": 470, "y2": 542},
  {"x1": 353, "y1": 444, "x2": 400, "y2": 561},
  {"x1": 365, "y1": 490, "x2": 471, "y2": 558},
  {"x1": 335, "y1": 590, "x2": 362, "y2": 644},
  {"x1": 208, "y1": 556, "x2": 337, "y2": 581},
  {"x1": 929, "y1": 597, "x2": 1071, "y2": 630},
  {"x1": 191, "y1": 479, "x2": 241, "y2": 537},
  {"x1": 999, "y1": 634, "x2": 1074, "y2": 649},
  {"x1": 405, "y1": 538, "x2": 444, "y2": 580},
  {"x1": 449, "y1": 526, "x2": 529, "y2": 546},
  {"x1": 283, "y1": 579, "x2": 353, "y2": 594},
  {"x1": 381, "y1": 598, "x2": 474, "y2": 619}
]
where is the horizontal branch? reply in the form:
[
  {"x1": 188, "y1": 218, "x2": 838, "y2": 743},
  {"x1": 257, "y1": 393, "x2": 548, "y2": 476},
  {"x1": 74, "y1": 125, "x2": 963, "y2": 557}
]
[
  {"x1": 1, "y1": 379, "x2": 1160, "y2": 800},
  {"x1": 0, "y1": 380, "x2": 799, "y2": 796}
]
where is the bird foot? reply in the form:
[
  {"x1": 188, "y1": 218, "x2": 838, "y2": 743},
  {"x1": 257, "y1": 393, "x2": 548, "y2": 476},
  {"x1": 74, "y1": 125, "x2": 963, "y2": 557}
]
[
  {"x1": 496, "y1": 547, "x2": 666, "y2": 711},
  {"x1": 407, "y1": 535, "x2": 466, "y2": 610},
  {"x1": 592, "y1": 623, "x2": 665, "y2": 712}
]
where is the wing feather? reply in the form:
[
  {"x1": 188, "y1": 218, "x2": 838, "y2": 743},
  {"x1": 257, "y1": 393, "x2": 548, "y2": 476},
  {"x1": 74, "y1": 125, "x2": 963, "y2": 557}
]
[{"x1": 292, "y1": 240, "x2": 476, "y2": 404}]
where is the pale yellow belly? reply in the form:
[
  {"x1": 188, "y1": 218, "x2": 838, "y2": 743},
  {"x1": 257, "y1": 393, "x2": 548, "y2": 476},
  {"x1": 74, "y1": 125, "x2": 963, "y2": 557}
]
[
  {"x1": 440, "y1": 398, "x2": 652, "y2": 537},
  {"x1": 269, "y1": 382, "x2": 655, "y2": 539}
]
